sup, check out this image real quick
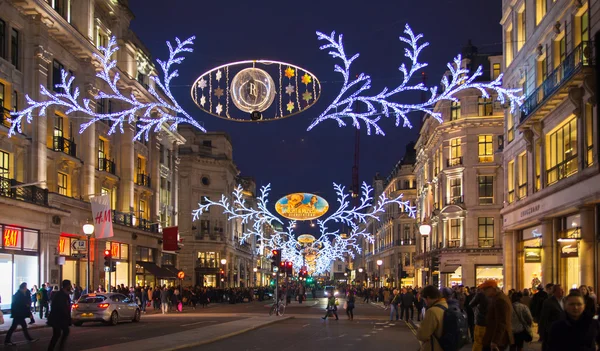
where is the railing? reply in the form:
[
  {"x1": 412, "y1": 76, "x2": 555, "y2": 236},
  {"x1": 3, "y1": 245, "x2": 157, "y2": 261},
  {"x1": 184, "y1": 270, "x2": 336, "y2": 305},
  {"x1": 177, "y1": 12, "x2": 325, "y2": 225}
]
[
  {"x1": 98, "y1": 157, "x2": 116, "y2": 175},
  {"x1": 447, "y1": 157, "x2": 463, "y2": 167},
  {"x1": 136, "y1": 174, "x2": 151, "y2": 188},
  {"x1": 446, "y1": 195, "x2": 464, "y2": 205},
  {"x1": 521, "y1": 41, "x2": 594, "y2": 123},
  {"x1": 518, "y1": 183, "x2": 527, "y2": 199},
  {"x1": 546, "y1": 154, "x2": 578, "y2": 186},
  {"x1": 478, "y1": 239, "x2": 495, "y2": 248},
  {"x1": 0, "y1": 176, "x2": 49, "y2": 206},
  {"x1": 53, "y1": 136, "x2": 77, "y2": 157},
  {"x1": 399, "y1": 237, "x2": 417, "y2": 246},
  {"x1": 137, "y1": 218, "x2": 158, "y2": 232},
  {"x1": 447, "y1": 240, "x2": 460, "y2": 248},
  {"x1": 479, "y1": 196, "x2": 493, "y2": 205},
  {"x1": 111, "y1": 210, "x2": 158, "y2": 232},
  {"x1": 1, "y1": 107, "x2": 11, "y2": 128}
]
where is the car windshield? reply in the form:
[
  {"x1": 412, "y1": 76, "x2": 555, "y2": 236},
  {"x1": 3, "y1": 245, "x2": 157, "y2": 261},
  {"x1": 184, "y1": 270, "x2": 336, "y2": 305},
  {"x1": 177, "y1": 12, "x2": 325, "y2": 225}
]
[{"x1": 78, "y1": 295, "x2": 106, "y2": 303}]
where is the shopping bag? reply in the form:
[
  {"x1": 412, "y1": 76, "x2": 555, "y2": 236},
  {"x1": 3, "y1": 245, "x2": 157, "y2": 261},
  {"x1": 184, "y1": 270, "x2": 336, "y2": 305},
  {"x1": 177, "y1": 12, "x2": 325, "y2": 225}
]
[
  {"x1": 343, "y1": 301, "x2": 348, "y2": 310},
  {"x1": 177, "y1": 302, "x2": 183, "y2": 312},
  {"x1": 0, "y1": 310, "x2": 4, "y2": 325}
]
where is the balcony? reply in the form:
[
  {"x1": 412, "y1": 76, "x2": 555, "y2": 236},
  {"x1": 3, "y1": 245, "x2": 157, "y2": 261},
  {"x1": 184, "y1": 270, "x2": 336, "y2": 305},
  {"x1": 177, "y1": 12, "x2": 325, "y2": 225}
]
[
  {"x1": 447, "y1": 157, "x2": 463, "y2": 167},
  {"x1": 136, "y1": 174, "x2": 151, "y2": 188},
  {"x1": 1, "y1": 107, "x2": 11, "y2": 129},
  {"x1": 53, "y1": 136, "x2": 77, "y2": 157},
  {"x1": 137, "y1": 218, "x2": 159, "y2": 232},
  {"x1": 98, "y1": 157, "x2": 116, "y2": 175},
  {"x1": 478, "y1": 239, "x2": 495, "y2": 248},
  {"x1": 521, "y1": 41, "x2": 594, "y2": 124},
  {"x1": 0, "y1": 176, "x2": 49, "y2": 206},
  {"x1": 546, "y1": 154, "x2": 578, "y2": 186},
  {"x1": 399, "y1": 237, "x2": 417, "y2": 246},
  {"x1": 446, "y1": 195, "x2": 464, "y2": 206},
  {"x1": 111, "y1": 210, "x2": 158, "y2": 233},
  {"x1": 447, "y1": 239, "x2": 460, "y2": 248}
]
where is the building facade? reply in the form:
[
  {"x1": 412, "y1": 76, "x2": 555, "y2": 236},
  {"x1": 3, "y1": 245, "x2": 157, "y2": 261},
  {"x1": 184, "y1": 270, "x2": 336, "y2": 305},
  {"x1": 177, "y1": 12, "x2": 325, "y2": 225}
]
[
  {"x1": 414, "y1": 47, "x2": 506, "y2": 288},
  {"x1": 0, "y1": 0, "x2": 183, "y2": 307},
  {"x1": 500, "y1": 0, "x2": 600, "y2": 292},
  {"x1": 356, "y1": 143, "x2": 418, "y2": 288},
  {"x1": 177, "y1": 126, "x2": 258, "y2": 288}
]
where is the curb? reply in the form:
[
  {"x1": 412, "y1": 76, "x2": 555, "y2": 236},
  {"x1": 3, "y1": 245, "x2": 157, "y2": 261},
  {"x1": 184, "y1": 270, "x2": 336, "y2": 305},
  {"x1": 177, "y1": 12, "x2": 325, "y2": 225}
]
[
  {"x1": 0, "y1": 324, "x2": 46, "y2": 336},
  {"x1": 160, "y1": 316, "x2": 294, "y2": 351}
]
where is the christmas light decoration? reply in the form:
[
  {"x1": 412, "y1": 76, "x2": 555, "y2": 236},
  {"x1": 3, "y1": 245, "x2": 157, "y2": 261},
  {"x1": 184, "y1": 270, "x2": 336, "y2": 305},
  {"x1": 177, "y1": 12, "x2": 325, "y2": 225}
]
[
  {"x1": 309, "y1": 24, "x2": 525, "y2": 135},
  {"x1": 192, "y1": 181, "x2": 415, "y2": 275},
  {"x1": 8, "y1": 36, "x2": 203, "y2": 141}
]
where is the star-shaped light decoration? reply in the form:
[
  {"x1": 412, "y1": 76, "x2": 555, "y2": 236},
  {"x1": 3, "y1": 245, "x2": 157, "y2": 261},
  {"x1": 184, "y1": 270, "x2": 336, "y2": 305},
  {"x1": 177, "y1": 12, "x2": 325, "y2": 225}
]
[
  {"x1": 284, "y1": 67, "x2": 295, "y2": 79},
  {"x1": 286, "y1": 101, "x2": 295, "y2": 113},
  {"x1": 285, "y1": 84, "x2": 295, "y2": 96},
  {"x1": 301, "y1": 73, "x2": 312, "y2": 85},
  {"x1": 214, "y1": 87, "x2": 224, "y2": 99},
  {"x1": 197, "y1": 77, "x2": 207, "y2": 90},
  {"x1": 215, "y1": 69, "x2": 222, "y2": 81},
  {"x1": 200, "y1": 95, "x2": 206, "y2": 107},
  {"x1": 215, "y1": 103, "x2": 223, "y2": 115},
  {"x1": 302, "y1": 91, "x2": 312, "y2": 103}
]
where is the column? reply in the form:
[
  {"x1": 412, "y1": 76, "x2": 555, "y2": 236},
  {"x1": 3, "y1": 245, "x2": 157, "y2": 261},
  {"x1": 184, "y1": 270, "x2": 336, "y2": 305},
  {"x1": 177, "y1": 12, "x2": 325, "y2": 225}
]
[
  {"x1": 442, "y1": 219, "x2": 448, "y2": 248},
  {"x1": 119, "y1": 124, "x2": 135, "y2": 213},
  {"x1": 541, "y1": 219, "x2": 554, "y2": 285},
  {"x1": 503, "y1": 231, "x2": 516, "y2": 291},
  {"x1": 150, "y1": 135, "x2": 161, "y2": 222},
  {"x1": 579, "y1": 207, "x2": 595, "y2": 287},
  {"x1": 172, "y1": 142, "x2": 181, "y2": 226},
  {"x1": 71, "y1": 0, "x2": 94, "y2": 42},
  {"x1": 30, "y1": 40, "x2": 51, "y2": 185},
  {"x1": 460, "y1": 217, "x2": 465, "y2": 247},
  {"x1": 81, "y1": 123, "x2": 95, "y2": 196}
]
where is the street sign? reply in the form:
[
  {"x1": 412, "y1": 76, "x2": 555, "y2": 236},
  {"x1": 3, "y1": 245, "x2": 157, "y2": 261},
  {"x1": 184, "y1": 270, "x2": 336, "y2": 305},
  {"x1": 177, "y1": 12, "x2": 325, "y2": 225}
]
[
  {"x1": 71, "y1": 253, "x2": 86, "y2": 259},
  {"x1": 177, "y1": 271, "x2": 185, "y2": 279},
  {"x1": 104, "y1": 266, "x2": 111, "y2": 272},
  {"x1": 71, "y1": 240, "x2": 87, "y2": 251}
]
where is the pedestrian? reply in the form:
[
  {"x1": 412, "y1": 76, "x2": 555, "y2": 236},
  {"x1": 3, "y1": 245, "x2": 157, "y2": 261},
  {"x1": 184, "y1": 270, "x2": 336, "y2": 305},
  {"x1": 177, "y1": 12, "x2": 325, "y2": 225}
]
[
  {"x1": 4, "y1": 282, "x2": 39, "y2": 346},
  {"x1": 346, "y1": 291, "x2": 355, "y2": 321},
  {"x1": 38, "y1": 283, "x2": 49, "y2": 319},
  {"x1": 510, "y1": 292, "x2": 533, "y2": 351},
  {"x1": 30, "y1": 285, "x2": 38, "y2": 315},
  {"x1": 401, "y1": 288, "x2": 415, "y2": 321},
  {"x1": 547, "y1": 290, "x2": 600, "y2": 351},
  {"x1": 539, "y1": 284, "x2": 565, "y2": 351},
  {"x1": 579, "y1": 285, "x2": 597, "y2": 317},
  {"x1": 469, "y1": 288, "x2": 490, "y2": 351},
  {"x1": 480, "y1": 279, "x2": 514, "y2": 351},
  {"x1": 415, "y1": 290, "x2": 425, "y2": 322},
  {"x1": 389, "y1": 289, "x2": 399, "y2": 321},
  {"x1": 25, "y1": 286, "x2": 35, "y2": 325},
  {"x1": 415, "y1": 285, "x2": 446, "y2": 351},
  {"x1": 47, "y1": 279, "x2": 72, "y2": 351},
  {"x1": 322, "y1": 294, "x2": 339, "y2": 320},
  {"x1": 465, "y1": 286, "x2": 476, "y2": 342},
  {"x1": 160, "y1": 285, "x2": 169, "y2": 314}
]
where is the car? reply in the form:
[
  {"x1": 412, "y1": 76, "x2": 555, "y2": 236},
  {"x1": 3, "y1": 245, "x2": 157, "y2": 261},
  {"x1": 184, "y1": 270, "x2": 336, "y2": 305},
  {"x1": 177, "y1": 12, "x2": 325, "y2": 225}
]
[{"x1": 71, "y1": 293, "x2": 141, "y2": 326}]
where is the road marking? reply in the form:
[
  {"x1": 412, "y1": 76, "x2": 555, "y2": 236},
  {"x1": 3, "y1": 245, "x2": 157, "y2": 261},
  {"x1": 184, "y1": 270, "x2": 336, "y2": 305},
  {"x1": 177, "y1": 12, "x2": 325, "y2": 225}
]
[
  {"x1": 180, "y1": 320, "x2": 216, "y2": 327},
  {"x1": 339, "y1": 334, "x2": 346, "y2": 338},
  {"x1": 302, "y1": 324, "x2": 310, "y2": 327}
]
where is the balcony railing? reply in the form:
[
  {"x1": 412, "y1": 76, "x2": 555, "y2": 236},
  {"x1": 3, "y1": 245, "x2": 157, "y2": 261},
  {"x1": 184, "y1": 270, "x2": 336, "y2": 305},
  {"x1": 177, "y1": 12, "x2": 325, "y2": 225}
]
[
  {"x1": 137, "y1": 218, "x2": 158, "y2": 232},
  {"x1": 546, "y1": 154, "x2": 578, "y2": 186},
  {"x1": 111, "y1": 210, "x2": 158, "y2": 232},
  {"x1": 447, "y1": 157, "x2": 463, "y2": 167},
  {"x1": 478, "y1": 239, "x2": 495, "y2": 248},
  {"x1": 446, "y1": 195, "x2": 464, "y2": 206},
  {"x1": 136, "y1": 174, "x2": 151, "y2": 188},
  {"x1": 98, "y1": 157, "x2": 116, "y2": 175},
  {"x1": 521, "y1": 41, "x2": 594, "y2": 123},
  {"x1": 447, "y1": 239, "x2": 460, "y2": 248},
  {"x1": 53, "y1": 136, "x2": 77, "y2": 157},
  {"x1": 0, "y1": 176, "x2": 49, "y2": 206},
  {"x1": 1, "y1": 107, "x2": 11, "y2": 128},
  {"x1": 399, "y1": 237, "x2": 417, "y2": 246}
]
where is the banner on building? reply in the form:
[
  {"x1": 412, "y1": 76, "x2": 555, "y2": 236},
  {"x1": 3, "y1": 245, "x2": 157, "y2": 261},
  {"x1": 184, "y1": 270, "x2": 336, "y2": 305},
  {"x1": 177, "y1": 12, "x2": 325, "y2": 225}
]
[
  {"x1": 90, "y1": 194, "x2": 114, "y2": 239},
  {"x1": 163, "y1": 226, "x2": 179, "y2": 251}
]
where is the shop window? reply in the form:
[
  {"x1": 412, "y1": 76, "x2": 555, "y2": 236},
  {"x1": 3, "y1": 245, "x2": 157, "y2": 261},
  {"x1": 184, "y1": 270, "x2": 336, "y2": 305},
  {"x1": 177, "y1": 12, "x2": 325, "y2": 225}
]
[
  {"x1": 57, "y1": 172, "x2": 68, "y2": 196},
  {"x1": 3, "y1": 226, "x2": 20, "y2": 248},
  {"x1": 23, "y1": 229, "x2": 38, "y2": 251},
  {"x1": 197, "y1": 251, "x2": 220, "y2": 268},
  {"x1": 450, "y1": 101, "x2": 461, "y2": 121},
  {"x1": 478, "y1": 175, "x2": 494, "y2": 205},
  {"x1": 10, "y1": 28, "x2": 18, "y2": 70},
  {"x1": 478, "y1": 217, "x2": 494, "y2": 247},
  {"x1": 585, "y1": 103, "x2": 593, "y2": 167},
  {"x1": 162, "y1": 253, "x2": 176, "y2": 266},
  {"x1": 476, "y1": 266, "x2": 504, "y2": 289},
  {"x1": 546, "y1": 117, "x2": 578, "y2": 185},
  {"x1": 478, "y1": 135, "x2": 493, "y2": 163},
  {"x1": 449, "y1": 219, "x2": 461, "y2": 247},
  {"x1": 535, "y1": 0, "x2": 546, "y2": 25},
  {"x1": 492, "y1": 63, "x2": 501, "y2": 80},
  {"x1": 0, "y1": 19, "x2": 5, "y2": 59},
  {"x1": 518, "y1": 152, "x2": 527, "y2": 199},
  {"x1": 507, "y1": 159, "x2": 515, "y2": 203}
]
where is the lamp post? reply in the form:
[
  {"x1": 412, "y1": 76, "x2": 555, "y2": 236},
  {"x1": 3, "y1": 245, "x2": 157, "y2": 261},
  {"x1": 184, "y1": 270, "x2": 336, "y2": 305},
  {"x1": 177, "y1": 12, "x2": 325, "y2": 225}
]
[
  {"x1": 358, "y1": 268, "x2": 364, "y2": 287},
  {"x1": 82, "y1": 222, "x2": 95, "y2": 293},
  {"x1": 220, "y1": 258, "x2": 227, "y2": 288},
  {"x1": 376, "y1": 259, "x2": 383, "y2": 288},
  {"x1": 253, "y1": 267, "x2": 258, "y2": 286},
  {"x1": 419, "y1": 223, "x2": 431, "y2": 286}
]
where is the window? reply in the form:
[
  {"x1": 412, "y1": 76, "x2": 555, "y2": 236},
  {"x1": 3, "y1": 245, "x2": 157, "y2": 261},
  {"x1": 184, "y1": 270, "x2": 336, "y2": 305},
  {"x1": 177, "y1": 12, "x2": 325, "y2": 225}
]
[
  {"x1": 197, "y1": 252, "x2": 220, "y2": 268},
  {"x1": 11, "y1": 90, "x2": 17, "y2": 112},
  {"x1": 337, "y1": 264, "x2": 342, "y2": 271},
  {"x1": 478, "y1": 217, "x2": 494, "y2": 247},
  {"x1": 0, "y1": 82, "x2": 4, "y2": 117},
  {"x1": 96, "y1": 98, "x2": 106, "y2": 114},
  {"x1": 139, "y1": 200, "x2": 146, "y2": 220},
  {"x1": 449, "y1": 178, "x2": 462, "y2": 204},
  {"x1": 507, "y1": 160, "x2": 515, "y2": 203},
  {"x1": 581, "y1": 9, "x2": 589, "y2": 43},
  {"x1": 449, "y1": 138, "x2": 462, "y2": 166},
  {"x1": 167, "y1": 149, "x2": 172, "y2": 168},
  {"x1": 136, "y1": 156, "x2": 144, "y2": 175},
  {"x1": 0, "y1": 19, "x2": 5, "y2": 59},
  {"x1": 403, "y1": 223, "x2": 411, "y2": 242},
  {"x1": 137, "y1": 72, "x2": 149, "y2": 89},
  {"x1": 0, "y1": 150, "x2": 9, "y2": 180},
  {"x1": 101, "y1": 187, "x2": 117, "y2": 210},
  {"x1": 546, "y1": 117, "x2": 578, "y2": 185},
  {"x1": 478, "y1": 176, "x2": 494, "y2": 205},
  {"x1": 200, "y1": 220, "x2": 210, "y2": 235},
  {"x1": 162, "y1": 253, "x2": 176, "y2": 266},
  {"x1": 478, "y1": 97, "x2": 493, "y2": 116},
  {"x1": 507, "y1": 112, "x2": 515, "y2": 143},
  {"x1": 449, "y1": 219, "x2": 461, "y2": 247},
  {"x1": 136, "y1": 247, "x2": 154, "y2": 262},
  {"x1": 10, "y1": 28, "x2": 18, "y2": 69},
  {"x1": 537, "y1": 57, "x2": 547, "y2": 87},
  {"x1": 536, "y1": 0, "x2": 546, "y2": 25},
  {"x1": 505, "y1": 27, "x2": 514, "y2": 67},
  {"x1": 52, "y1": 0, "x2": 71, "y2": 22},
  {"x1": 586, "y1": 103, "x2": 593, "y2": 167},
  {"x1": 518, "y1": 7, "x2": 526, "y2": 51},
  {"x1": 492, "y1": 63, "x2": 501, "y2": 80},
  {"x1": 52, "y1": 60, "x2": 65, "y2": 93},
  {"x1": 203, "y1": 140, "x2": 212, "y2": 148},
  {"x1": 450, "y1": 101, "x2": 461, "y2": 120},
  {"x1": 57, "y1": 172, "x2": 68, "y2": 196},
  {"x1": 518, "y1": 152, "x2": 527, "y2": 199},
  {"x1": 535, "y1": 140, "x2": 542, "y2": 191},
  {"x1": 96, "y1": 29, "x2": 108, "y2": 49},
  {"x1": 403, "y1": 180, "x2": 410, "y2": 189},
  {"x1": 478, "y1": 135, "x2": 494, "y2": 162},
  {"x1": 98, "y1": 138, "x2": 105, "y2": 160}
]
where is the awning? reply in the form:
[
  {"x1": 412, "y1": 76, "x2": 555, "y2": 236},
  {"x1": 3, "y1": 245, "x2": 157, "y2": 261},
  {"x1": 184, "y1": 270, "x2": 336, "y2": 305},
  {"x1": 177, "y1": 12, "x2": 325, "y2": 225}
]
[
  {"x1": 137, "y1": 261, "x2": 177, "y2": 278},
  {"x1": 162, "y1": 265, "x2": 182, "y2": 278},
  {"x1": 440, "y1": 264, "x2": 460, "y2": 274}
]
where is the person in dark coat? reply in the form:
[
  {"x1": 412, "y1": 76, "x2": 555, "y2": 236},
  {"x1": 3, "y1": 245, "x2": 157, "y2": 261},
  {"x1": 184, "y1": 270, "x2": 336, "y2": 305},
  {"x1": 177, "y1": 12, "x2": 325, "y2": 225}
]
[
  {"x1": 548, "y1": 290, "x2": 600, "y2": 351},
  {"x1": 4, "y1": 282, "x2": 38, "y2": 346},
  {"x1": 539, "y1": 284, "x2": 565, "y2": 351},
  {"x1": 47, "y1": 279, "x2": 72, "y2": 351},
  {"x1": 38, "y1": 283, "x2": 50, "y2": 319},
  {"x1": 530, "y1": 284, "x2": 549, "y2": 323}
]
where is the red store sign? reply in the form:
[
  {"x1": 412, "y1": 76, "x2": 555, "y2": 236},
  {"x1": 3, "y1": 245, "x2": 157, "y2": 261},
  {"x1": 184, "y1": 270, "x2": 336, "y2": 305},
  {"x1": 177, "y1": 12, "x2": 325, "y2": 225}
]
[{"x1": 3, "y1": 228, "x2": 20, "y2": 248}]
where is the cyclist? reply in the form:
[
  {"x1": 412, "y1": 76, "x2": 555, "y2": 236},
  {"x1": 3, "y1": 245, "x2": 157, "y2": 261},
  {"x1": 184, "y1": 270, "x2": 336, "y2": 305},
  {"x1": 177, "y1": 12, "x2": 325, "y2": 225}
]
[{"x1": 322, "y1": 294, "x2": 339, "y2": 320}]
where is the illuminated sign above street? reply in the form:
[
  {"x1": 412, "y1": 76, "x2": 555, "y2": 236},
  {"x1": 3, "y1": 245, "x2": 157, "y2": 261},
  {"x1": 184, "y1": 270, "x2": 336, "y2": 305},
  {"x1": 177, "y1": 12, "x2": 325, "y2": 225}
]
[{"x1": 275, "y1": 193, "x2": 329, "y2": 221}]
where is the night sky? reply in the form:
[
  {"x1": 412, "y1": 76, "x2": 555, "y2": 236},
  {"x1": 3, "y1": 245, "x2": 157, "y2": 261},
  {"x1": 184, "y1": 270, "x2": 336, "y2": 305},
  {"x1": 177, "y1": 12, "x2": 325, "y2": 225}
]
[{"x1": 128, "y1": 0, "x2": 502, "y2": 206}]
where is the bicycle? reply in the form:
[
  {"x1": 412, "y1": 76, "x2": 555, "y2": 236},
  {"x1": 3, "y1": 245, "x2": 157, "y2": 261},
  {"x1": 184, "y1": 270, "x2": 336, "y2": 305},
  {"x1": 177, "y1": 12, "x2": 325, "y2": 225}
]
[{"x1": 269, "y1": 299, "x2": 286, "y2": 316}]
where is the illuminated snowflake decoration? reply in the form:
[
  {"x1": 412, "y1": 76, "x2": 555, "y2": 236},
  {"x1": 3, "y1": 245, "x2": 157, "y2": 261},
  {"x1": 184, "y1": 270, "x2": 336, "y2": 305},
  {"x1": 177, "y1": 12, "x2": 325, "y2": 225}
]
[
  {"x1": 8, "y1": 36, "x2": 204, "y2": 141},
  {"x1": 309, "y1": 24, "x2": 525, "y2": 135},
  {"x1": 192, "y1": 182, "x2": 416, "y2": 275}
]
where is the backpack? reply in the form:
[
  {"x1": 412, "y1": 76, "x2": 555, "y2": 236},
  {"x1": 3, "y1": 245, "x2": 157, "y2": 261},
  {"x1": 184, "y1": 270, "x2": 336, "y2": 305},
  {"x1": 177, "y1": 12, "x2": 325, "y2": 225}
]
[{"x1": 432, "y1": 304, "x2": 469, "y2": 351}]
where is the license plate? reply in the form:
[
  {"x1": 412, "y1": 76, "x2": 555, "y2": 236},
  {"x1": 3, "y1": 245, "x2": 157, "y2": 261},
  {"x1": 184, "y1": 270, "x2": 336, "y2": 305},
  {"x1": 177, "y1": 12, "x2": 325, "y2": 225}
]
[{"x1": 82, "y1": 313, "x2": 94, "y2": 317}]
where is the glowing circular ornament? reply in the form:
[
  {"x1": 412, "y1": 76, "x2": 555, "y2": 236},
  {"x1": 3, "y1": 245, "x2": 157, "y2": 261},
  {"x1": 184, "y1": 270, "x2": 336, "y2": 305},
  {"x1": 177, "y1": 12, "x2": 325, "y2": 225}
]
[
  {"x1": 230, "y1": 68, "x2": 276, "y2": 113},
  {"x1": 297, "y1": 234, "x2": 317, "y2": 244},
  {"x1": 274, "y1": 193, "x2": 329, "y2": 221}
]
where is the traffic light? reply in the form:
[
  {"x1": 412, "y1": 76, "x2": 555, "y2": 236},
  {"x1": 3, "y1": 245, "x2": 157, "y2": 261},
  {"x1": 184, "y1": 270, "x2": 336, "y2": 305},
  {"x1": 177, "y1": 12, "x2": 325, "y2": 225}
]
[
  {"x1": 272, "y1": 249, "x2": 281, "y2": 266},
  {"x1": 103, "y1": 250, "x2": 112, "y2": 270},
  {"x1": 286, "y1": 261, "x2": 293, "y2": 275},
  {"x1": 111, "y1": 261, "x2": 117, "y2": 273}
]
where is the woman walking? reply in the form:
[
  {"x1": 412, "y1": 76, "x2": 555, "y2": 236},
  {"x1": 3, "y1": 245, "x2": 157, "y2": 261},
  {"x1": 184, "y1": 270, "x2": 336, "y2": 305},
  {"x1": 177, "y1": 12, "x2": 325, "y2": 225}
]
[
  {"x1": 510, "y1": 292, "x2": 533, "y2": 351},
  {"x1": 548, "y1": 290, "x2": 600, "y2": 351},
  {"x1": 346, "y1": 291, "x2": 356, "y2": 321},
  {"x1": 579, "y1": 285, "x2": 597, "y2": 317}
]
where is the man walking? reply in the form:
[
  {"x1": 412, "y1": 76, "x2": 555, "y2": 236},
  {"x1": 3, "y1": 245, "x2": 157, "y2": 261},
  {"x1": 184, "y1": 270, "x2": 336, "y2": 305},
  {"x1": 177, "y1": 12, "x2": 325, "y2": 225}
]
[
  {"x1": 401, "y1": 288, "x2": 415, "y2": 321},
  {"x1": 4, "y1": 283, "x2": 38, "y2": 346},
  {"x1": 160, "y1": 285, "x2": 170, "y2": 314},
  {"x1": 469, "y1": 287, "x2": 490, "y2": 351},
  {"x1": 38, "y1": 283, "x2": 49, "y2": 319},
  {"x1": 48, "y1": 280, "x2": 72, "y2": 351},
  {"x1": 480, "y1": 280, "x2": 513, "y2": 351},
  {"x1": 539, "y1": 284, "x2": 565, "y2": 351},
  {"x1": 416, "y1": 285, "x2": 446, "y2": 351}
]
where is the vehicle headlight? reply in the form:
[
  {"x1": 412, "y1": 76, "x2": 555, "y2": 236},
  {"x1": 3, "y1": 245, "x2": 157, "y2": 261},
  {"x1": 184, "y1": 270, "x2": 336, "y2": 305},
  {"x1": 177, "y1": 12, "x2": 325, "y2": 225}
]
[
  {"x1": 334, "y1": 291, "x2": 339, "y2": 296},
  {"x1": 324, "y1": 292, "x2": 328, "y2": 296}
]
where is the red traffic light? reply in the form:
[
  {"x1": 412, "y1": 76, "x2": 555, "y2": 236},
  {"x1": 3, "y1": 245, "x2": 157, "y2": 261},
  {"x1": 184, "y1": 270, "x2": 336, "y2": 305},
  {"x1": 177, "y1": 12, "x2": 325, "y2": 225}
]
[
  {"x1": 280, "y1": 261, "x2": 285, "y2": 266},
  {"x1": 104, "y1": 249, "x2": 111, "y2": 256},
  {"x1": 272, "y1": 249, "x2": 279, "y2": 255},
  {"x1": 286, "y1": 262, "x2": 293, "y2": 267}
]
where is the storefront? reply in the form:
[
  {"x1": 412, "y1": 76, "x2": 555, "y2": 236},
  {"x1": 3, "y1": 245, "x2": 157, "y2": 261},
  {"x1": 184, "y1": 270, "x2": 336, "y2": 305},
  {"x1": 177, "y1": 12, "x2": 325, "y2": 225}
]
[
  {"x1": 475, "y1": 265, "x2": 504, "y2": 289},
  {"x1": 0, "y1": 224, "x2": 40, "y2": 309},
  {"x1": 58, "y1": 234, "x2": 91, "y2": 289},
  {"x1": 522, "y1": 226, "x2": 543, "y2": 290},
  {"x1": 105, "y1": 241, "x2": 130, "y2": 289},
  {"x1": 135, "y1": 246, "x2": 176, "y2": 287},
  {"x1": 560, "y1": 213, "x2": 581, "y2": 290}
]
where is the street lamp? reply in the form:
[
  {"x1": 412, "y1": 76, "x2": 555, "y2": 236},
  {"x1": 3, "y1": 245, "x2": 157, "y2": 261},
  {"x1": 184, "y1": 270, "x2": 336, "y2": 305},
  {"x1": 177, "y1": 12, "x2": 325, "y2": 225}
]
[
  {"x1": 253, "y1": 267, "x2": 258, "y2": 286},
  {"x1": 220, "y1": 258, "x2": 227, "y2": 288},
  {"x1": 82, "y1": 222, "x2": 95, "y2": 293},
  {"x1": 376, "y1": 259, "x2": 383, "y2": 288},
  {"x1": 419, "y1": 223, "x2": 431, "y2": 285}
]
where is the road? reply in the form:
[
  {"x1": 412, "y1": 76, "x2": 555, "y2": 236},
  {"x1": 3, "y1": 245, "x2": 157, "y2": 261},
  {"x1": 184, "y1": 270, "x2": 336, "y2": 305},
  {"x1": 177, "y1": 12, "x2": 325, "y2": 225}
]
[{"x1": 1, "y1": 298, "x2": 421, "y2": 351}]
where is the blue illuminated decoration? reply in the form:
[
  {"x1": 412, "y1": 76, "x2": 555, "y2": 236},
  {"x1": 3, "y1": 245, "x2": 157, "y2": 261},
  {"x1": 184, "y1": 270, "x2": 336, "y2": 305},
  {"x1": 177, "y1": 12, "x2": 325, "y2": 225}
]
[
  {"x1": 192, "y1": 182, "x2": 416, "y2": 275},
  {"x1": 309, "y1": 24, "x2": 525, "y2": 135},
  {"x1": 8, "y1": 36, "x2": 204, "y2": 141}
]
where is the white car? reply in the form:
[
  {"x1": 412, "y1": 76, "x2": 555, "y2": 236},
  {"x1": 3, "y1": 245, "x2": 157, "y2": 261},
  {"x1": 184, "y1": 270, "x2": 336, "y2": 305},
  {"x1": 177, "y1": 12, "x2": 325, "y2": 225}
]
[{"x1": 71, "y1": 293, "x2": 141, "y2": 326}]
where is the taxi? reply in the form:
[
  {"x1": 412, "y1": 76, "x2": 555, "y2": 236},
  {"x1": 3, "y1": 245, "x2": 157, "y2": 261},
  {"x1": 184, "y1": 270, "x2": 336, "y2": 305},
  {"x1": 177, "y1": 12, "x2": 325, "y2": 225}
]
[{"x1": 71, "y1": 293, "x2": 141, "y2": 326}]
